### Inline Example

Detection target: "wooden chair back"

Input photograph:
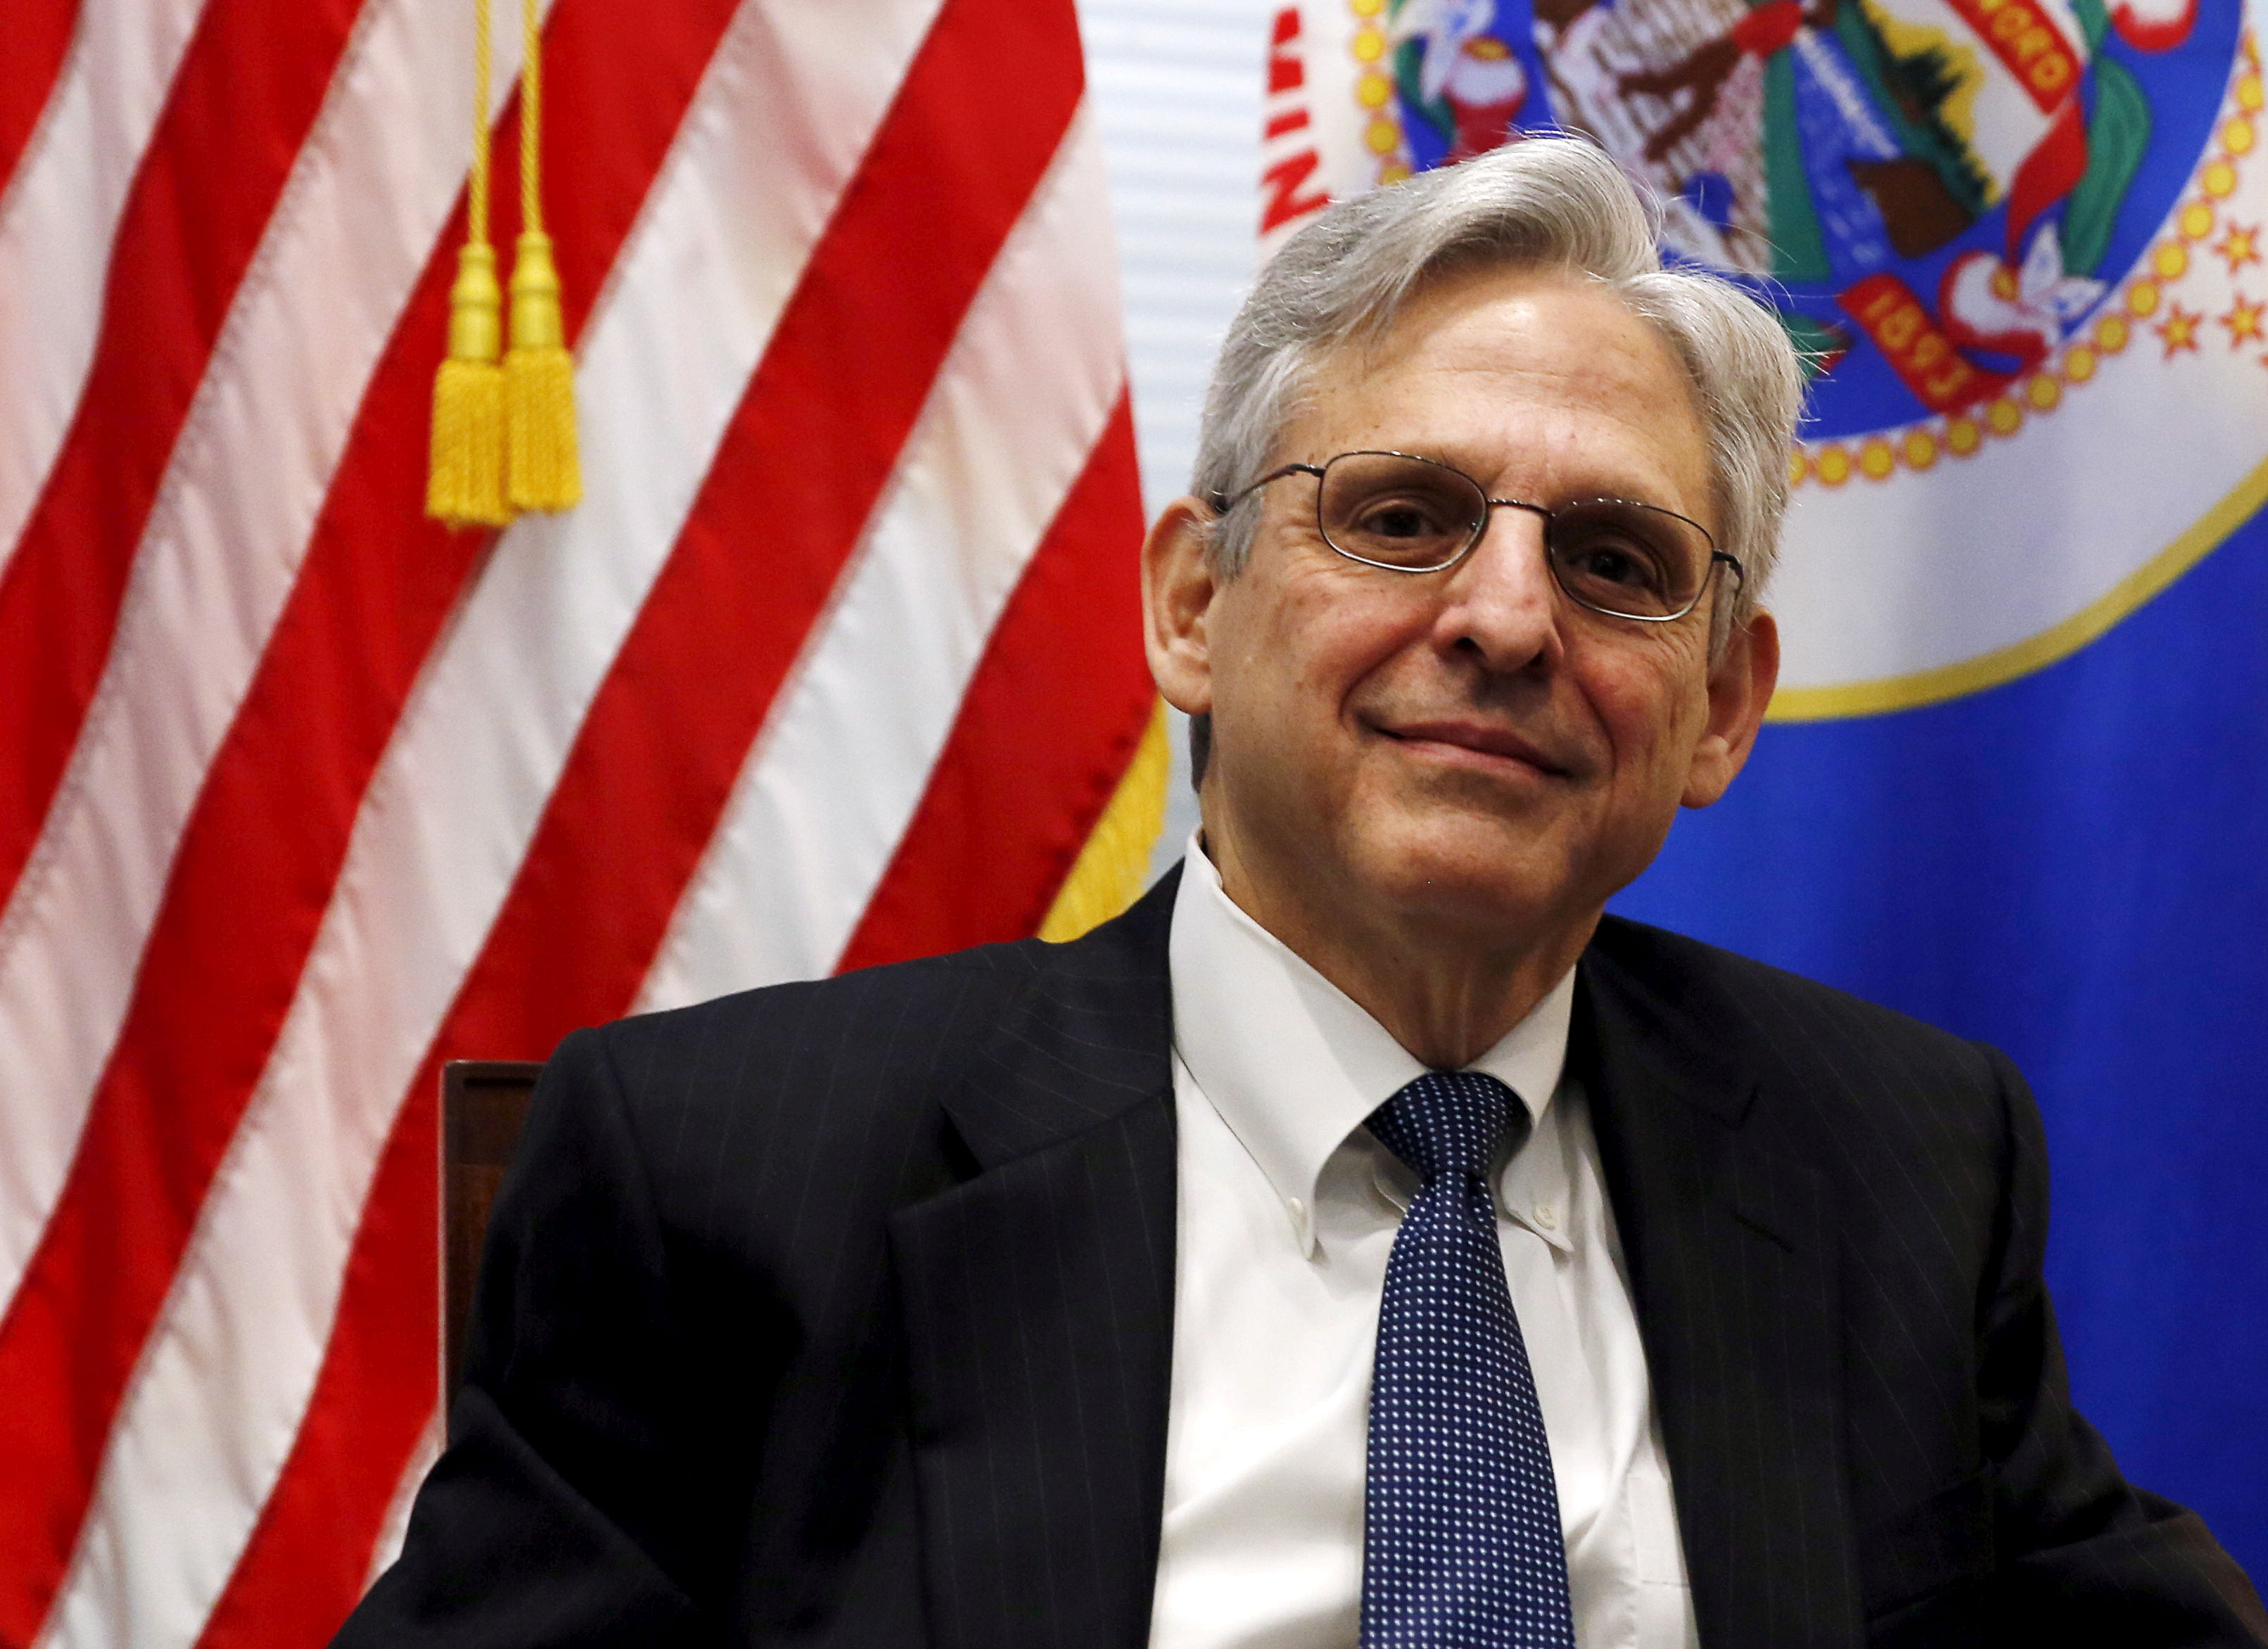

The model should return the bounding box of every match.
[441,1059,544,1396]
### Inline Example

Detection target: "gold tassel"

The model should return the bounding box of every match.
[504,229,580,509]
[502,0,580,511]
[427,243,510,527]
[427,0,510,528]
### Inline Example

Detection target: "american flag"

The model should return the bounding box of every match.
[0,0,1159,1641]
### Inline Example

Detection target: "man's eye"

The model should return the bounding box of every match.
[1361,501,1447,539]
[1560,536,1667,590]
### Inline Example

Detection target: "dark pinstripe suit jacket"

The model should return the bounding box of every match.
[340,867,2267,1648]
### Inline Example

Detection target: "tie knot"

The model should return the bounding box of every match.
[1368,1069,1527,1183]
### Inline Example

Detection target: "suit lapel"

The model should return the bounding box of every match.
[888,872,1180,1649]
[886,885,1864,1648]
[1579,934,1862,1649]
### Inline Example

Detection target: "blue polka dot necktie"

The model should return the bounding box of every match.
[1361,1069,1576,1649]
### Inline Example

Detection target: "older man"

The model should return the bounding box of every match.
[338,139,2267,1648]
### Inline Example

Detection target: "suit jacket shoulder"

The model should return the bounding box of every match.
[1587,911,2007,1121]
[340,875,1183,1649]
[597,860,1178,1170]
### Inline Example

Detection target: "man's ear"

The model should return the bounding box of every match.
[1143,496,1221,718]
[1681,609,1779,809]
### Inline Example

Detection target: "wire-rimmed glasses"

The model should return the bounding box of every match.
[1212,450,1741,623]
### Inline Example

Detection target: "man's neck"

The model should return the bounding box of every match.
[1202,836,1596,1071]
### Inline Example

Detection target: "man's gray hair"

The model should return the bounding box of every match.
[1193,135,1804,635]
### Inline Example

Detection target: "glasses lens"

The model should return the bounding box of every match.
[1546,502,1713,619]
[1318,453,1485,571]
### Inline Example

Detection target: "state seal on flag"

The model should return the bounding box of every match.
[1262,0,2268,713]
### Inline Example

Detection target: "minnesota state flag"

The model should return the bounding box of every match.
[1266,0,2267,1575]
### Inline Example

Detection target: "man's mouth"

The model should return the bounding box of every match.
[1372,718,1572,778]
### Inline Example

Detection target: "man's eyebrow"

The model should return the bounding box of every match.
[1387,447,1691,507]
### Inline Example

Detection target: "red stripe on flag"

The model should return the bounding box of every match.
[191,1084,438,1648]
[0,0,78,197]
[837,392,1151,970]
[249,20,1086,1620]
[0,0,363,918]
[419,0,1087,1068]
[0,0,739,1633]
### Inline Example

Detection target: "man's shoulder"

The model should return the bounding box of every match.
[1583,915,2027,1261]
[598,931,1050,1074]
[1586,912,2011,1108]
[559,869,1180,1166]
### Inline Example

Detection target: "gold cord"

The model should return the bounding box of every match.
[517,0,541,237]
[502,0,580,511]
[426,0,511,528]
[469,0,492,246]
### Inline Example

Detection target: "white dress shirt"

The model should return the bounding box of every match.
[1147,843,1700,1649]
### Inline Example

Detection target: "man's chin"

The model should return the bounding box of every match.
[1351,837,1584,947]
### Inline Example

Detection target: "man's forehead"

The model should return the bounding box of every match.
[1282,270,1712,510]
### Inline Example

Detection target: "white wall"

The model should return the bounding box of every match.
[1074,0,1273,870]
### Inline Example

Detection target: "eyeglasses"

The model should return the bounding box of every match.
[1211,450,1741,624]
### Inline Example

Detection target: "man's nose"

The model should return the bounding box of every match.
[1432,502,1562,672]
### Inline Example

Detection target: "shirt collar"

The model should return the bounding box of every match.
[1168,835,1575,1247]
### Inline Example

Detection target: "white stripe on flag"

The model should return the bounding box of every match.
[639,107,1124,1005]
[0,0,215,583]
[363,1408,442,1593]
[0,0,535,1324]
[31,8,941,1639]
